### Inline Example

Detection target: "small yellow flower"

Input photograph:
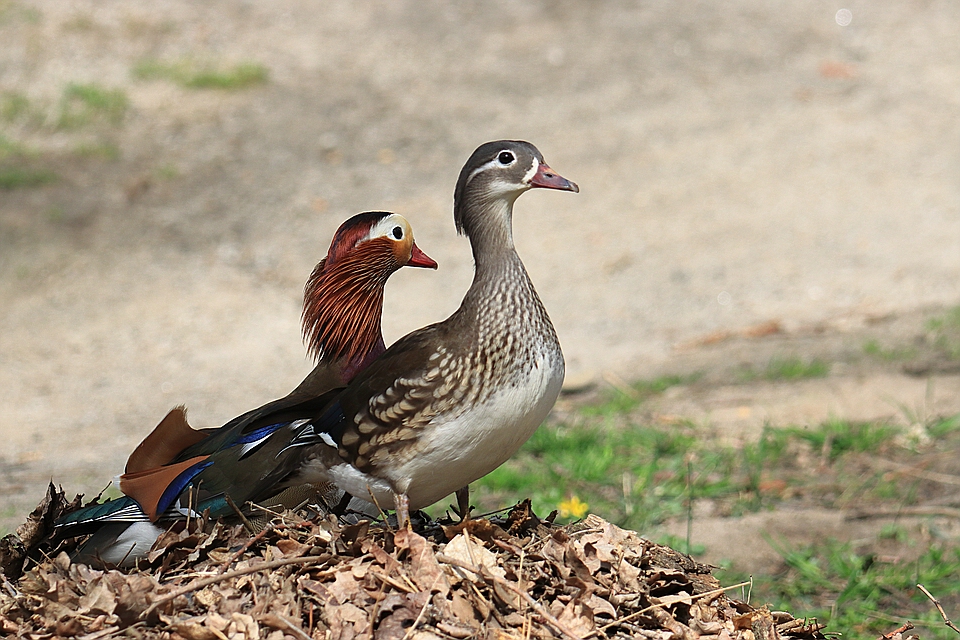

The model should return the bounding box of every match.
[558,495,589,519]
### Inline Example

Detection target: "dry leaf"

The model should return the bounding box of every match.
[443,533,504,581]
[394,529,450,596]
[174,621,221,640]
[0,494,828,640]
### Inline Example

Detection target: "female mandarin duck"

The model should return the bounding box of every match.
[56,212,436,564]
[283,140,578,526]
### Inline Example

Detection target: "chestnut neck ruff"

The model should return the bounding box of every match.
[301,237,399,379]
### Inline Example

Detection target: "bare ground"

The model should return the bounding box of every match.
[2,1,959,573]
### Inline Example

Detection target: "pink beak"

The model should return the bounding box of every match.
[530,163,579,193]
[408,242,438,269]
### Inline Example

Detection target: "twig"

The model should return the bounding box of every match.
[879,622,915,640]
[260,613,312,640]
[401,574,442,640]
[217,520,316,573]
[2,575,20,598]
[918,584,960,635]
[218,523,275,573]
[247,501,307,526]
[142,554,331,618]
[437,553,588,640]
[366,486,391,528]
[370,569,416,593]
[224,494,255,534]
[598,581,751,632]
[875,458,960,487]
[602,371,638,399]
[75,626,122,640]
[368,575,387,636]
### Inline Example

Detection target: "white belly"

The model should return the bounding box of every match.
[300,352,564,511]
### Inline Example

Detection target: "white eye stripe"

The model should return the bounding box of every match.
[367,214,409,243]
[463,150,528,189]
[464,158,503,188]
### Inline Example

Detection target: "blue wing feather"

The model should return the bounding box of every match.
[155,459,214,517]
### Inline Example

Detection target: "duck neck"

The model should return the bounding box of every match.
[455,195,542,334]
[459,194,521,277]
[301,254,392,382]
[339,336,386,382]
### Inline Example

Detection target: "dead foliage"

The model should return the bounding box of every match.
[0,490,829,639]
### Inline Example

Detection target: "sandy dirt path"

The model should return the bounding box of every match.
[1,1,958,535]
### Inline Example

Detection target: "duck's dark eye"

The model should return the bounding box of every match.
[497,151,514,165]
[392,226,403,239]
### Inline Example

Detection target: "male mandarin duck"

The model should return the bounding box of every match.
[55,212,436,564]
[281,140,578,526]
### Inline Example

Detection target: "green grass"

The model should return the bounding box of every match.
[1,91,31,121]
[133,59,269,89]
[927,306,960,359]
[927,414,960,438]
[155,162,179,179]
[862,339,917,361]
[781,418,902,462]
[0,135,30,157]
[465,373,960,638]
[0,135,56,188]
[0,504,19,537]
[0,1,41,25]
[580,373,697,418]
[57,82,128,129]
[474,387,906,531]
[72,141,120,160]
[717,540,960,640]
[738,356,830,382]
[0,166,56,188]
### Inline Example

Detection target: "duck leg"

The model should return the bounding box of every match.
[393,492,412,530]
[453,486,472,522]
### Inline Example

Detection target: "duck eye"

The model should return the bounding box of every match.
[497,151,514,165]
[392,226,403,240]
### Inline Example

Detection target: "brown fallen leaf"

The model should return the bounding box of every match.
[1,491,830,640]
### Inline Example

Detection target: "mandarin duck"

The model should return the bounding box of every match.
[282,140,578,526]
[55,212,436,564]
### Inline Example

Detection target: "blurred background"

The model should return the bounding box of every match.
[2,0,960,610]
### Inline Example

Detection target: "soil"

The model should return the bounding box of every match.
[2,1,959,574]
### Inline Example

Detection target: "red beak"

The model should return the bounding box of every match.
[407,242,438,269]
[530,163,579,193]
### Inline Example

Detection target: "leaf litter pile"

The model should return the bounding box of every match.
[0,484,829,640]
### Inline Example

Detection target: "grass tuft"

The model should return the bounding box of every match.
[581,373,697,419]
[72,141,120,160]
[464,363,960,638]
[0,166,56,188]
[736,356,830,382]
[472,414,907,531]
[1,91,31,121]
[133,59,269,90]
[927,306,960,359]
[718,539,960,640]
[862,339,917,361]
[58,83,128,129]
[0,135,56,188]
[782,418,901,462]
